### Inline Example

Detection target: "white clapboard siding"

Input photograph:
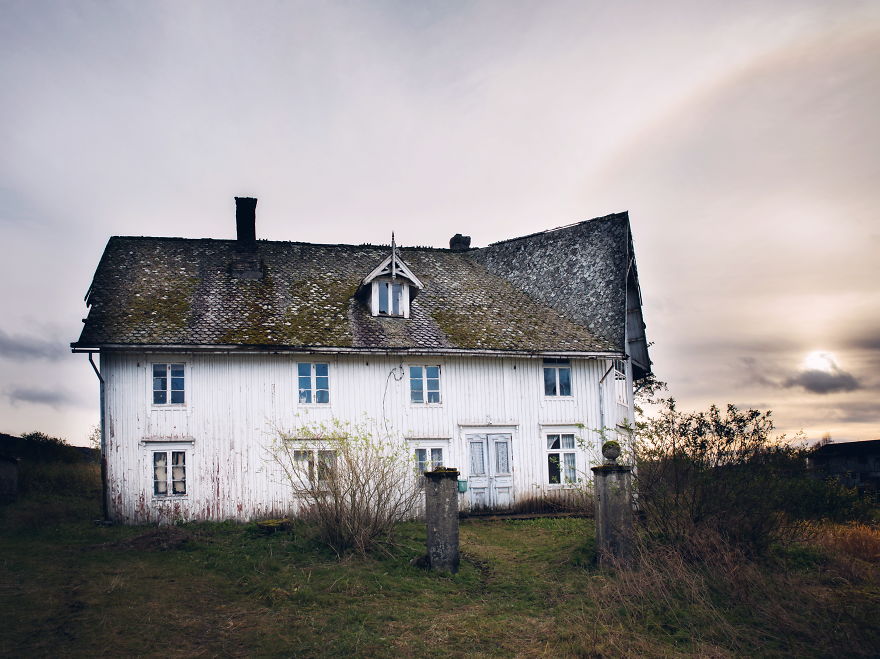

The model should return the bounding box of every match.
[101,352,633,523]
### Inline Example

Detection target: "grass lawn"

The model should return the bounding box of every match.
[2,465,879,658]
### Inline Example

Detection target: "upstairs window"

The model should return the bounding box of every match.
[543,359,571,397]
[410,365,441,404]
[547,433,577,484]
[298,363,330,404]
[153,363,185,405]
[613,359,628,405]
[360,251,424,319]
[378,280,405,316]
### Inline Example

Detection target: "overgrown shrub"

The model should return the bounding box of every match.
[635,399,869,555]
[270,419,421,555]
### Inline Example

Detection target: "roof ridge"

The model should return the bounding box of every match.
[108,235,459,252]
[485,212,629,247]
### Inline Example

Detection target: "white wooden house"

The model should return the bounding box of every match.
[72,198,651,523]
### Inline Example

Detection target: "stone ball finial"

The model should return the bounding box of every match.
[602,440,621,463]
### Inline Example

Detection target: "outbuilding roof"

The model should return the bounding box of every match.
[73,211,650,368]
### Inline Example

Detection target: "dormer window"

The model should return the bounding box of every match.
[359,247,424,319]
[377,279,406,316]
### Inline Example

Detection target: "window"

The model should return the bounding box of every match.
[297,362,330,404]
[153,450,186,496]
[153,363,185,405]
[547,433,577,485]
[293,448,337,484]
[410,365,441,404]
[543,359,571,397]
[613,359,628,405]
[377,280,405,316]
[415,447,444,473]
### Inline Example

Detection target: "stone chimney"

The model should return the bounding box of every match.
[449,234,471,252]
[235,197,257,247]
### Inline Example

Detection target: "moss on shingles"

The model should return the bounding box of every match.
[431,307,511,350]
[219,271,281,345]
[218,273,357,347]
[279,276,357,346]
[124,275,200,341]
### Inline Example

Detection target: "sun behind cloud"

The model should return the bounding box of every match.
[802,351,838,373]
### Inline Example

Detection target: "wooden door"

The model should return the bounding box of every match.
[466,433,513,509]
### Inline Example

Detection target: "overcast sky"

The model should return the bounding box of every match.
[1,0,878,446]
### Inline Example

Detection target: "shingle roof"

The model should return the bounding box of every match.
[73,214,642,356]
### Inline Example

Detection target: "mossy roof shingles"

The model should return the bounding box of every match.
[75,216,632,355]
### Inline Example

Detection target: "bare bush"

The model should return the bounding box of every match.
[270,419,421,555]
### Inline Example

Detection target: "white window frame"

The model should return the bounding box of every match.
[613,359,629,406]
[147,444,192,499]
[408,439,448,474]
[292,446,337,485]
[545,431,579,486]
[297,362,330,405]
[152,362,186,406]
[542,358,572,398]
[409,364,442,405]
[371,278,411,318]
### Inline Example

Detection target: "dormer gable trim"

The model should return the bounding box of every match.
[361,254,424,290]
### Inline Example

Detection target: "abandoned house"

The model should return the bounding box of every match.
[808,439,880,493]
[72,198,651,523]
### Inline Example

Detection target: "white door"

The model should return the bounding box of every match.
[466,433,514,509]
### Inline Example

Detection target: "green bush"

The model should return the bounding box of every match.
[635,399,872,555]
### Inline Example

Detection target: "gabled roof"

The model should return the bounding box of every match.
[361,252,424,289]
[72,213,651,365]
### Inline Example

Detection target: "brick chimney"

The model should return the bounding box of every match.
[449,233,471,251]
[235,197,257,247]
[231,196,262,279]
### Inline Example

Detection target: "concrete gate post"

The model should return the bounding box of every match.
[591,441,634,565]
[424,468,460,573]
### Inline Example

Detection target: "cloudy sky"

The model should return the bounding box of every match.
[1,0,878,446]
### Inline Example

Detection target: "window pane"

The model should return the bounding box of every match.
[170,377,184,391]
[563,453,576,483]
[392,283,402,315]
[430,448,443,468]
[171,452,186,494]
[315,363,328,377]
[561,434,575,449]
[427,389,440,404]
[415,448,427,472]
[410,366,424,403]
[543,368,557,396]
[318,450,336,482]
[495,441,510,474]
[426,366,439,379]
[379,282,389,313]
[559,367,571,396]
[470,442,486,475]
[547,434,560,450]
[170,364,185,378]
[297,363,310,377]
[153,376,167,392]
[315,389,329,404]
[170,390,184,404]
[153,453,167,495]
[315,376,329,391]
[548,454,561,484]
[153,390,167,405]
[153,364,166,376]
